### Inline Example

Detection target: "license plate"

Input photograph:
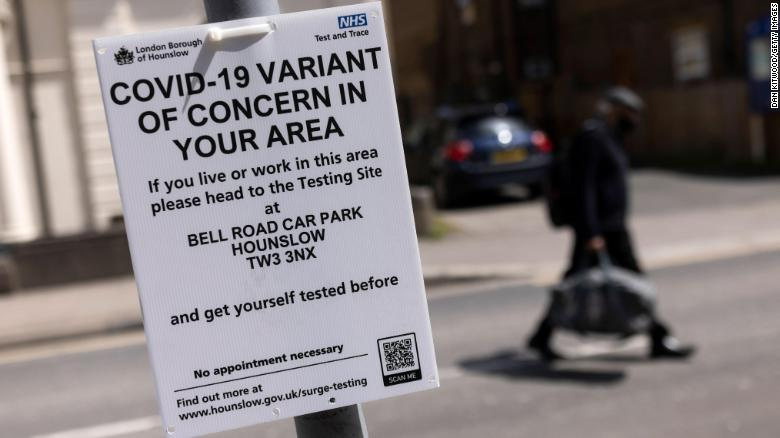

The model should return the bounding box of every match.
[493,149,527,164]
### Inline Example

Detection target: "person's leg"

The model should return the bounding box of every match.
[564,232,591,278]
[603,229,642,273]
[527,303,563,361]
[604,229,695,358]
[527,306,555,344]
[649,318,670,342]
[528,231,587,361]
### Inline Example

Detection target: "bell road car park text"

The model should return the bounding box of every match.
[92,3,438,437]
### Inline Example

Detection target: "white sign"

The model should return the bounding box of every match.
[672,26,710,82]
[93,3,438,436]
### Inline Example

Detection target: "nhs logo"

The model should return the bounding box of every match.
[338,13,368,29]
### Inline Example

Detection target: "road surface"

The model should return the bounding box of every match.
[2,249,779,438]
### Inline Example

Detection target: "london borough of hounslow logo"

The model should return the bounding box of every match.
[114,46,135,65]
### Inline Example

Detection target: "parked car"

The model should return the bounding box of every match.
[404,103,554,207]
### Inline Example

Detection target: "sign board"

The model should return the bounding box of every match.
[93,3,438,436]
[747,15,779,113]
[672,26,710,82]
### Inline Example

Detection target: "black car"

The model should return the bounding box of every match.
[404,104,554,207]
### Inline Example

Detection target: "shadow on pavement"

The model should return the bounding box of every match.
[459,349,627,385]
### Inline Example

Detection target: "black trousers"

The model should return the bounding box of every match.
[531,228,670,344]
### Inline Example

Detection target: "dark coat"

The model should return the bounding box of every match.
[570,118,630,239]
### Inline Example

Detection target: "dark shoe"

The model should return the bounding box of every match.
[527,335,564,362]
[650,337,696,360]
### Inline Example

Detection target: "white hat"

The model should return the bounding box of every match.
[605,87,645,112]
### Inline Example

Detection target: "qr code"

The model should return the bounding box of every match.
[382,338,416,372]
[377,333,422,386]
[377,333,422,388]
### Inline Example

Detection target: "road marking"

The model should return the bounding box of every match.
[30,416,160,438]
[640,230,780,271]
[563,336,647,359]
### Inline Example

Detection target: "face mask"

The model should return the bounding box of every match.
[616,117,638,136]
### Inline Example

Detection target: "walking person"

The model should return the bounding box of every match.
[528,87,696,361]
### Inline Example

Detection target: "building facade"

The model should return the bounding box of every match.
[388,0,773,163]
[551,0,773,163]
[0,0,774,244]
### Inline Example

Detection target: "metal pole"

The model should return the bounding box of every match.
[294,405,369,438]
[203,0,279,22]
[200,1,368,436]
[10,0,52,238]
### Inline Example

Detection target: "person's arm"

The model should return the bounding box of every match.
[571,130,603,247]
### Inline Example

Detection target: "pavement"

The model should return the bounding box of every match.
[419,170,780,283]
[1,169,779,349]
